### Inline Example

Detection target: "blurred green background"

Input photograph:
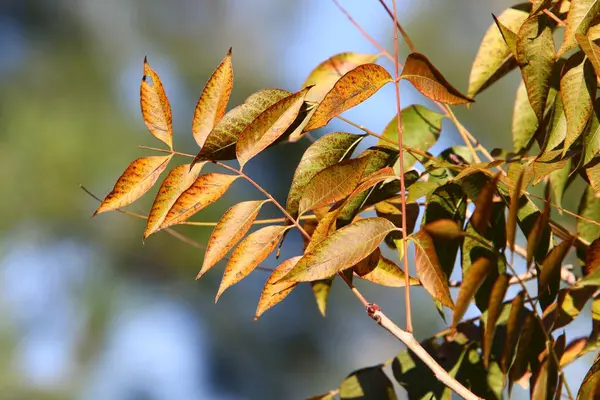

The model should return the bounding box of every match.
[0,0,592,399]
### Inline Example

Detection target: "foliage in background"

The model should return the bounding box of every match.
[92,0,600,398]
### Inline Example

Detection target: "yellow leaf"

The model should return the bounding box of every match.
[160,173,239,229]
[305,64,392,130]
[143,162,205,239]
[193,48,233,147]
[94,155,172,216]
[216,225,289,301]
[140,58,173,149]
[400,53,473,105]
[198,200,269,278]
[354,249,420,287]
[557,0,600,57]
[254,256,301,320]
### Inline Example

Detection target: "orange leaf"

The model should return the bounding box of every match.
[216,225,289,301]
[298,157,369,215]
[143,162,205,239]
[452,256,493,329]
[585,237,600,276]
[411,230,454,309]
[305,64,392,130]
[94,155,172,216]
[160,173,239,229]
[254,256,301,320]
[422,219,465,240]
[140,58,173,149]
[198,200,269,278]
[236,87,310,167]
[192,48,233,147]
[400,53,474,105]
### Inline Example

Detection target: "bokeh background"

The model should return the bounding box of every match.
[0,0,594,399]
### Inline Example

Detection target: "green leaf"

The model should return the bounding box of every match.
[557,0,600,57]
[192,48,233,147]
[198,200,269,278]
[298,157,368,215]
[194,89,290,161]
[311,279,333,317]
[542,287,595,330]
[236,87,310,167]
[532,157,569,186]
[538,238,575,310]
[286,132,364,218]
[577,353,600,399]
[516,14,555,121]
[378,105,444,170]
[483,274,510,368]
[282,218,396,282]
[584,99,600,166]
[339,366,397,400]
[354,251,420,287]
[544,94,567,153]
[561,53,597,154]
[407,181,441,203]
[254,256,301,320]
[411,230,454,309]
[468,7,529,97]
[401,53,473,104]
[306,64,392,130]
[587,163,600,195]
[452,256,493,329]
[549,157,571,209]
[303,52,380,103]
[216,225,289,301]
[512,80,539,152]
[578,185,600,252]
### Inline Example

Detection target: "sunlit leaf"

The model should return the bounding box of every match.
[577,33,600,76]
[422,219,464,240]
[282,218,397,282]
[586,237,600,276]
[543,95,567,154]
[578,186,600,262]
[254,256,301,320]
[531,158,569,186]
[144,162,205,239]
[577,353,600,399]
[216,225,288,301]
[236,87,310,167]
[548,157,571,209]
[400,53,474,105]
[94,155,173,216]
[160,173,239,229]
[339,366,397,400]
[470,173,500,236]
[502,291,525,373]
[516,14,555,121]
[560,337,589,367]
[140,58,173,149]
[286,132,364,218]
[587,163,600,195]
[538,238,575,309]
[411,230,454,309]
[354,250,419,287]
[507,169,524,252]
[531,350,558,400]
[452,256,493,329]
[407,181,441,203]
[298,157,368,215]
[557,0,600,57]
[468,7,528,97]
[512,80,539,152]
[311,278,334,317]
[194,89,290,161]
[483,274,509,368]
[584,99,600,166]
[198,200,269,278]
[561,53,596,154]
[303,52,380,103]
[192,48,233,147]
[305,64,392,131]
[378,105,444,170]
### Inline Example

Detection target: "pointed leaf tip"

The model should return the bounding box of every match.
[141,59,174,149]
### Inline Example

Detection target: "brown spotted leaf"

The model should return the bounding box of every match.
[286,132,364,218]
[411,230,454,309]
[400,52,473,105]
[354,249,419,287]
[140,59,173,149]
[236,88,310,167]
[282,218,397,282]
[586,160,600,195]
[216,225,288,301]
[516,14,555,121]
[558,0,600,57]
[144,162,205,239]
[192,48,233,147]
[452,256,493,329]
[160,173,239,229]
[305,64,392,130]
[468,7,529,97]
[198,200,269,278]
[254,256,301,320]
[94,155,173,216]
[577,352,600,399]
[484,274,510,368]
[194,89,290,161]
[298,157,369,215]
[303,52,380,103]
[577,33,600,76]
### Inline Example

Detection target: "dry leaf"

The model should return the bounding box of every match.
[140,58,173,149]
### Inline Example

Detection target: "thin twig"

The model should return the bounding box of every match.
[376,0,416,53]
